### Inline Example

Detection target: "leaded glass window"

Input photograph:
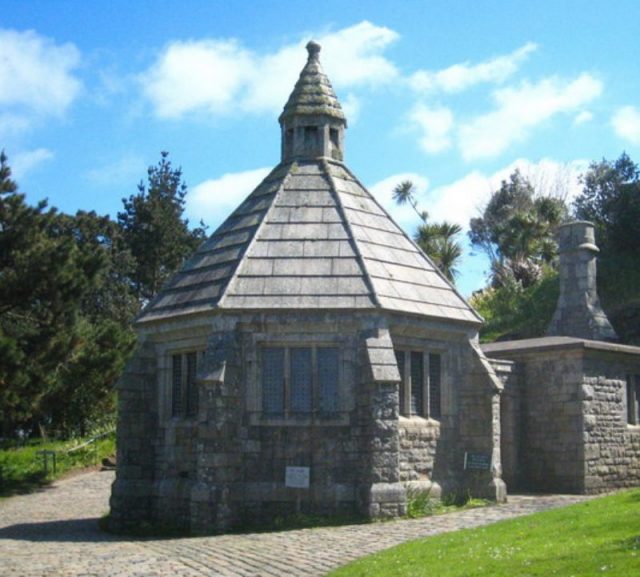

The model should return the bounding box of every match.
[290,348,312,413]
[171,354,183,417]
[429,353,442,420]
[260,345,341,417]
[171,351,201,419]
[627,375,640,425]
[318,347,339,413]
[263,348,285,415]
[394,348,443,420]
[395,350,407,415]
[186,352,198,417]
[410,351,424,416]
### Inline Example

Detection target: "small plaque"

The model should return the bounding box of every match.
[285,466,310,489]
[464,452,492,471]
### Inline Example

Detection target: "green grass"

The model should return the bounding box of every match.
[0,432,115,498]
[328,489,640,577]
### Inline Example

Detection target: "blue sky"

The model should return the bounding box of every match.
[2,0,640,295]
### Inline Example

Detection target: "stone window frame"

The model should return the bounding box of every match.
[626,374,640,426]
[247,333,352,426]
[166,347,205,422]
[260,344,340,417]
[394,348,443,421]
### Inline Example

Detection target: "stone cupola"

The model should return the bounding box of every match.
[279,41,346,162]
[547,221,617,341]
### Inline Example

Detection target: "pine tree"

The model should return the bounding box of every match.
[0,152,102,434]
[118,151,207,302]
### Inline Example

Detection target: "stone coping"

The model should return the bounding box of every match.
[482,336,640,358]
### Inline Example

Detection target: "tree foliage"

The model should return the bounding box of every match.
[1,150,208,436]
[0,152,107,433]
[118,151,207,302]
[572,153,640,344]
[573,152,640,254]
[393,180,463,282]
[469,169,566,288]
[470,267,559,342]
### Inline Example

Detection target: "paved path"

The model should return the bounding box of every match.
[0,470,593,577]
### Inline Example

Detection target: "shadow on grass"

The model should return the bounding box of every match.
[0,471,55,499]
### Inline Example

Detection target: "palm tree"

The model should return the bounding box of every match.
[393,180,463,282]
[415,221,463,282]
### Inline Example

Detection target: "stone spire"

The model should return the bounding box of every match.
[279,41,346,162]
[547,221,617,341]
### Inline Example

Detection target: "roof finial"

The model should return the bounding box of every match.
[306,40,321,61]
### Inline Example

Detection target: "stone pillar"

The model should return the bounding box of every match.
[109,340,158,529]
[357,327,406,518]
[547,221,617,341]
[456,343,507,502]
[190,330,242,534]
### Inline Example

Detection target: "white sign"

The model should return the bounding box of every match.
[285,466,310,489]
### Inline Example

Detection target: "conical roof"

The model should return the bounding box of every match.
[138,158,480,325]
[137,42,480,326]
[279,41,345,124]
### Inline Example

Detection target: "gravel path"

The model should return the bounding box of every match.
[0,470,593,576]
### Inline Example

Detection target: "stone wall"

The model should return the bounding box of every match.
[109,340,159,529]
[492,359,522,489]
[507,348,584,492]
[111,311,499,532]
[484,338,640,494]
[398,419,439,483]
[582,354,640,492]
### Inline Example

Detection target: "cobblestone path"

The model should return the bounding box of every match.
[0,470,593,577]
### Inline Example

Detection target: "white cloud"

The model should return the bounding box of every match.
[369,158,586,237]
[187,167,271,228]
[141,21,398,119]
[85,155,147,187]
[0,29,82,123]
[367,172,429,230]
[11,148,54,179]
[612,105,640,145]
[459,73,603,160]
[574,110,593,125]
[0,112,31,140]
[318,21,399,87]
[143,39,255,118]
[409,42,537,93]
[409,104,454,154]
[340,93,361,124]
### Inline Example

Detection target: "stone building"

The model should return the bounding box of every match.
[110,42,640,534]
[483,221,640,494]
[110,41,506,533]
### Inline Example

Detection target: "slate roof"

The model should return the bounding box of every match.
[137,41,480,326]
[138,159,480,324]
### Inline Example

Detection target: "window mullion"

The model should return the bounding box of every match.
[423,351,430,418]
[403,350,410,417]
[283,347,291,419]
[181,353,188,418]
[312,347,318,416]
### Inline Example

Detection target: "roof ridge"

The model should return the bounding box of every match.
[217,163,295,309]
[321,158,381,308]
[335,162,483,324]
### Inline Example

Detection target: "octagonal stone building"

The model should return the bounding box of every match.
[110,42,505,533]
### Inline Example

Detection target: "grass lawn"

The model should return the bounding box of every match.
[0,432,115,498]
[328,488,640,577]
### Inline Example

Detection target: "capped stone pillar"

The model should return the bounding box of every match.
[547,221,617,341]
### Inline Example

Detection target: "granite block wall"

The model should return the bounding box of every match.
[582,356,640,492]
